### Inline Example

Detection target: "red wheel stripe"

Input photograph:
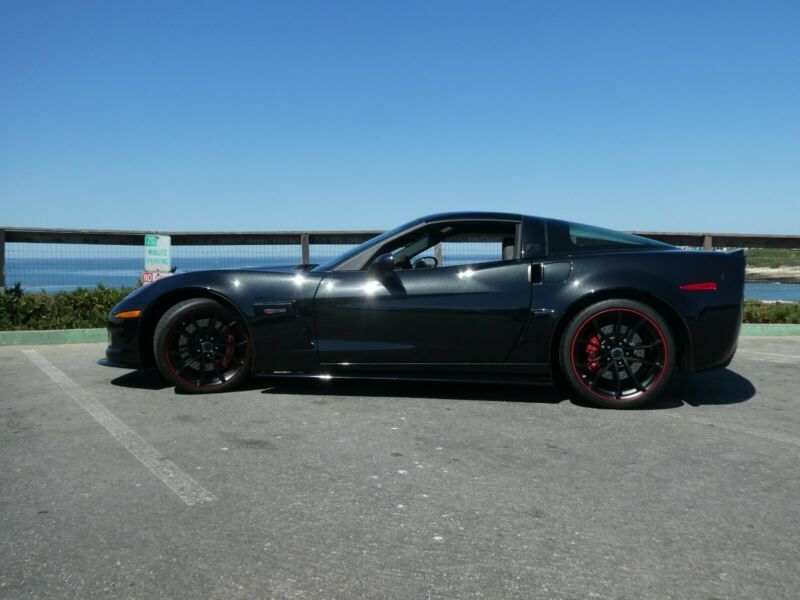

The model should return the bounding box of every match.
[569,307,668,402]
[163,310,251,390]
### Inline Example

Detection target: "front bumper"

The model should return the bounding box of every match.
[106,313,143,367]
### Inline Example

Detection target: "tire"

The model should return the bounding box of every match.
[153,298,252,393]
[558,299,675,409]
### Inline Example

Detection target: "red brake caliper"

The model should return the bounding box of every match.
[218,332,236,370]
[585,335,601,372]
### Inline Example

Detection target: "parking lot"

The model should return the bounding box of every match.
[1,336,798,599]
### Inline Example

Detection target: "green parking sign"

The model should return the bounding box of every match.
[144,234,171,272]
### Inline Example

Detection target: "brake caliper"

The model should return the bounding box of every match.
[585,335,601,372]
[218,331,236,370]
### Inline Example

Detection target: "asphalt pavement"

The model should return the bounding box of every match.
[1,336,798,599]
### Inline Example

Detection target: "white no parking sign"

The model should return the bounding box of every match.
[142,234,172,284]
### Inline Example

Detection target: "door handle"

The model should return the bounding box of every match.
[542,261,572,283]
[528,263,543,284]
[529,262,572,284]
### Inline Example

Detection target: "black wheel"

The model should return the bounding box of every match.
[153,298,252,393]
[558,299,675,408]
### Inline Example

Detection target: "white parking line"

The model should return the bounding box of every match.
[23,349,216,506]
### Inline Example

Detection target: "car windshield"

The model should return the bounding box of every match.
[311,218,422,272]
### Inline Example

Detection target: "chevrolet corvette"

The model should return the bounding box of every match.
[106,212,745,408]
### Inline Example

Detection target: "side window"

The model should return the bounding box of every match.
[547,220,653,255]
[383,221,519,269]
[439,232,511,267]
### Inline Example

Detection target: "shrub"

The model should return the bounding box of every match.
[0,285,133,330]
[743,300,800,324]
[746,248,800,268]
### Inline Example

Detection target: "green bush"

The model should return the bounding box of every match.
[746,248,800,268]
[0,284,133,331]
[743,300,800,324]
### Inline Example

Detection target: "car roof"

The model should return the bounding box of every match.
[419,211,526,223]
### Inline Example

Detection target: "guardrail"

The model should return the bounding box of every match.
[631,232,800,250]
[0,227,384,292]
[1,226,380,260]
[1,226,799,292]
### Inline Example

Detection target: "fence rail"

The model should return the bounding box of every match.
[1,226,799,293]
[632,232,800,250]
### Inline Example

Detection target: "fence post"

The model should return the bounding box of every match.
[300,233,310,264]
[703,234,713,250]
[0,229,5,293]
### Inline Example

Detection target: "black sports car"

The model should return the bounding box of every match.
[106,212,744,408]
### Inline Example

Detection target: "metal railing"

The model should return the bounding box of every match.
[1,226,799,292]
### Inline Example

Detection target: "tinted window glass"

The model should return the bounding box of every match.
[547,220,669,255]
[438,232,509,266]
[381,221,517,269]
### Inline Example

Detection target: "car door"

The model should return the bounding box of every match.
[312,255,534,368]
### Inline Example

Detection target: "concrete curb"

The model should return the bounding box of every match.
[739,323,800,336]
[0,323,798,346]
[0,328,107,345]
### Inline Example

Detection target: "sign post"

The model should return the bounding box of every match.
[142,234,173,284]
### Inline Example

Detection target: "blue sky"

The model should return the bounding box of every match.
[1,1,798,234]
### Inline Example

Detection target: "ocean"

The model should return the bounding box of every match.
[743,283,800,302]
[4,254,800,301]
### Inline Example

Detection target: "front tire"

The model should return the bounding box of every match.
[153,298,252,393]
[558,299,675,408]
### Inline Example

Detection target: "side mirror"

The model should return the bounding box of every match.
[412,256,438,269]
[368,253,396,279]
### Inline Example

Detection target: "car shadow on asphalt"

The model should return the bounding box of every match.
[258,368,756,410]
[259,378,568,404]
[642,369,756,410]
[109,366,756,410]
[109,368,279,394]
[110,368,173,390]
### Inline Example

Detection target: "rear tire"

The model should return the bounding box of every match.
[153,298,252,393]
[558,299,675,408]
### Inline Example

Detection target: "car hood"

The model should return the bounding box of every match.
[237,264,302,273]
